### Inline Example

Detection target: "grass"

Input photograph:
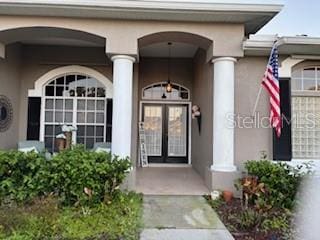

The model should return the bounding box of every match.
[0,192,143,240]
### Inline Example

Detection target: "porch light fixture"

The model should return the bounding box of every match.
[165,42,173,93]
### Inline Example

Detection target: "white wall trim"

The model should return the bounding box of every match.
[212,57,237,64]
[28,65,113,98]
[141,82,191,101]
[279,57,304,78]
[0,0,284,13]
[111,55,136,63]
[139,100,192,165]
[275,159,320,176]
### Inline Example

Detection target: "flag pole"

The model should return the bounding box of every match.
[251,37,279,119]
[251,85,263,118]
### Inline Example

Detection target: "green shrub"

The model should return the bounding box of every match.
[48,145,132,206]
[244,160,312,209]
[0,146,132,207]
[0,150,50,203]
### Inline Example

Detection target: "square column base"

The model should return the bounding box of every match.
[210,164,237,172]
[120,167,136,191]
[209,168,241,197]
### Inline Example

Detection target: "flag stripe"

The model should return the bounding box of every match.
[261,44,281,138]
[262,81,280,104]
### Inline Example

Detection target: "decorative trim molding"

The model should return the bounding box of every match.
[279,57,304,78]
[0,0,284,12]
[212,57,237,64]
[28,65,113,98]
[111,55,136,63]
[0,1,283,34]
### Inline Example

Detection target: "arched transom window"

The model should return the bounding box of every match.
[292,66,320,91]
[142,82,190,100]
[291,66,320,159]
[43,73,112,152]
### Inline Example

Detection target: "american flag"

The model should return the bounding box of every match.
[262,44,282,138]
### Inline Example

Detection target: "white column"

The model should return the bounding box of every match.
[111,55,135,158]
[211,57,237,172]
[0,43,5,59]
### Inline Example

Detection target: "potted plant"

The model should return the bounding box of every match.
[222,190,233,203]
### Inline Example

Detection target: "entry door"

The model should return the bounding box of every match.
[142,104,189,164]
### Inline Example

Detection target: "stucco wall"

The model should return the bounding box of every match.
[192,49,213,188]
[138,57,193,95]
[0,16,244,58]
[234,56,272,171]
[0,43,21,149]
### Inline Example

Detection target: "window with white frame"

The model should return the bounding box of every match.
[43,74,111,152]
[292,67,320,159]
[142,82,190,100]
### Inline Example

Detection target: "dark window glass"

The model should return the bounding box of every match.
[45,86,54,96]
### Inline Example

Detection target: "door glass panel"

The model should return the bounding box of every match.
[144,106,162,156]
[168,106,187,157]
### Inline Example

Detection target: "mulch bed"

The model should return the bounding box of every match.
[212,198,281,240]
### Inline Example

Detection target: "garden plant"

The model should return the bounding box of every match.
[0,145,143,240]
[206,152,313,240]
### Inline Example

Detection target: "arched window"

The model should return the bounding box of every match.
[291,66,320,159]
[43,73,111,152]
[292,66,320,91]
[142,82,190,100]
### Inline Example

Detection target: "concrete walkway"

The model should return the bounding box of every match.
[136,167,210,195]
[140,196,234,240]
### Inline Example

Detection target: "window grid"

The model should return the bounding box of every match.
[43,74,107,152]
[168,106,187,157]
[292,96,320,159]
[292,67,320,91]
[144,106,162,156]
[142,82,190,100]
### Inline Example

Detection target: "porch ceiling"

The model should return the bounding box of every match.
[0,0,283,35]
[140,42,198,58]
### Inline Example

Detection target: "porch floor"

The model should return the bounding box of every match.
[136,167,210,195]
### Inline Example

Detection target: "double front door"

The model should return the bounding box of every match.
[142,104,189,164]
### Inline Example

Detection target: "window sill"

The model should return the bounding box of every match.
[274,159,320,175]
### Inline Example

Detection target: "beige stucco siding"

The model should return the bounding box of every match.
[192,49,213,188]
[234,56,272,170]
[0,43,21,149]
[0,16,244,58]
[138,57,193,96]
